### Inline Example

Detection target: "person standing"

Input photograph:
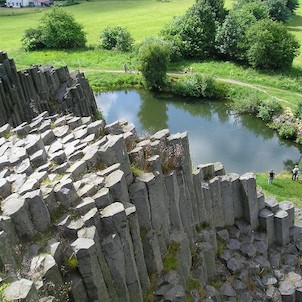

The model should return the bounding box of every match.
[268,169,275,184]
[292,164,299,180]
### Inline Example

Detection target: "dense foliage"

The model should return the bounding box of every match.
[245,19,300,70]
[22,7,86,50]
[161,0,218,60]
[257,98,283,122]
[137,37,171,90]
[160,0,299,70]
[278,124,297,139]
[100,26,134,52]
[172,73,227,99]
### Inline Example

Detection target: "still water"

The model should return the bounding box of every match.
[95,89,302,175]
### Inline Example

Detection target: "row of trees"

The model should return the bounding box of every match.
[160,0,300,70]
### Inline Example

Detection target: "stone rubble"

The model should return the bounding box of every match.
[0,111,302,301]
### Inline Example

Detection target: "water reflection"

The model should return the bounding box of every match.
[95,89,302,175]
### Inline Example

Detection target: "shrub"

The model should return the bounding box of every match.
[231,92,261,114]
[294,101,302,119]
[100,26,134,52]
[257,98,283,122]
[21,28,46,51]
[278,124,297,139]
[172,73,227,99]
[137,36,171,90]
[245,19,300,70]
[22,6,86,50]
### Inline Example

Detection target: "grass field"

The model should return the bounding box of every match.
[256,172,302,207]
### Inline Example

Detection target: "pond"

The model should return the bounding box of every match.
[95,89,302,175]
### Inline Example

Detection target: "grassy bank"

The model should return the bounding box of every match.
[256,172,302,207]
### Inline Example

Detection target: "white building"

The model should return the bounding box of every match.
[6,0,30,7]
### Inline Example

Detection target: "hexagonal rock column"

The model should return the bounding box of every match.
[259,208,275,245]
[23,189,51,232]
[71,238,110,302]
[239,173,259,230]
[193,169,208,226]
[219,175,235,226]
[124,203,150,293]
[279,280,296,302]
[209,177,225,228]
[54,178,79,209]
[275,209,290,246]
[137,172,170,254]
[228,173,243,220]
[201,181,213,225]
[176,170,196,245]
[78,226,118,302]
[99,134,133,185]
[279,201,295,227]
[100,202,143,302]
[30,254,63,291]
[4,279,39,302]
[165,171,183,231]
[2,195,35,240]
[104,169,130,205]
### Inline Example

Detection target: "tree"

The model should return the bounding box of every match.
[137,37,171,90]
[245,19,300,70]
[40,6,86,49]
[215,9,256,60]
[22,28,46,51]
[264,0,291,22]
[202,0,227,22]
[100,26,134,52]
[161,0,217,59]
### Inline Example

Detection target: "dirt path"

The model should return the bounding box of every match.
[81,68,302,105]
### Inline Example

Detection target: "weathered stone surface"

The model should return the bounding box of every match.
[105,169,130,205]
[209,177,225,228]
[100,202,143,301]
[266,197,279,213]
[4,279,39,301]
[220,175,235,226]
[125,202,150,293]
[275,209,290,246]
[2,195,34,240]
[137,172,170,254]
[65,271,89,302]
[99,134,133,184]
[279,280,296,302]
[71,238,110,301]
[279,201,295,228]
[54,178,79,209]
[0,177,11,199]
[23,189,51,232]
[240,173,259,230]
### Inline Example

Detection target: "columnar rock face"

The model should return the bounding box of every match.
[0,52,97,127]
[1,111,302,301]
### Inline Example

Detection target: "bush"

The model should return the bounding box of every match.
[100,26,134,52]
[257,98,283,122]
[21,28,46,51]
[172,73,227,99]
[231,92,261,114]
[278,124,297,139]
[245,19,300,70]
[22,6,86,50]
[137,36,171,90]
[294,101,302,119]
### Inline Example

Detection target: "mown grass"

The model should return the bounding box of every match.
[256,172,302,207]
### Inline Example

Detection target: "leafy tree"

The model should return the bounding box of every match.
[264,0,290,22]
[215,9,256,60]
[100,26,134,52]
[22,28,46,51]
[161,0,217,59]
[202,0,227,22]
[137,37,171,90]
[286,0,299,12]
[245,19,300,70]
[40,6,86,49]
[257,98,283,122]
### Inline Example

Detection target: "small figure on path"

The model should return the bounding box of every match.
[124,63,127,73]
[292,164,299,180]
[268,169,275,184]
[184,67,188,74]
